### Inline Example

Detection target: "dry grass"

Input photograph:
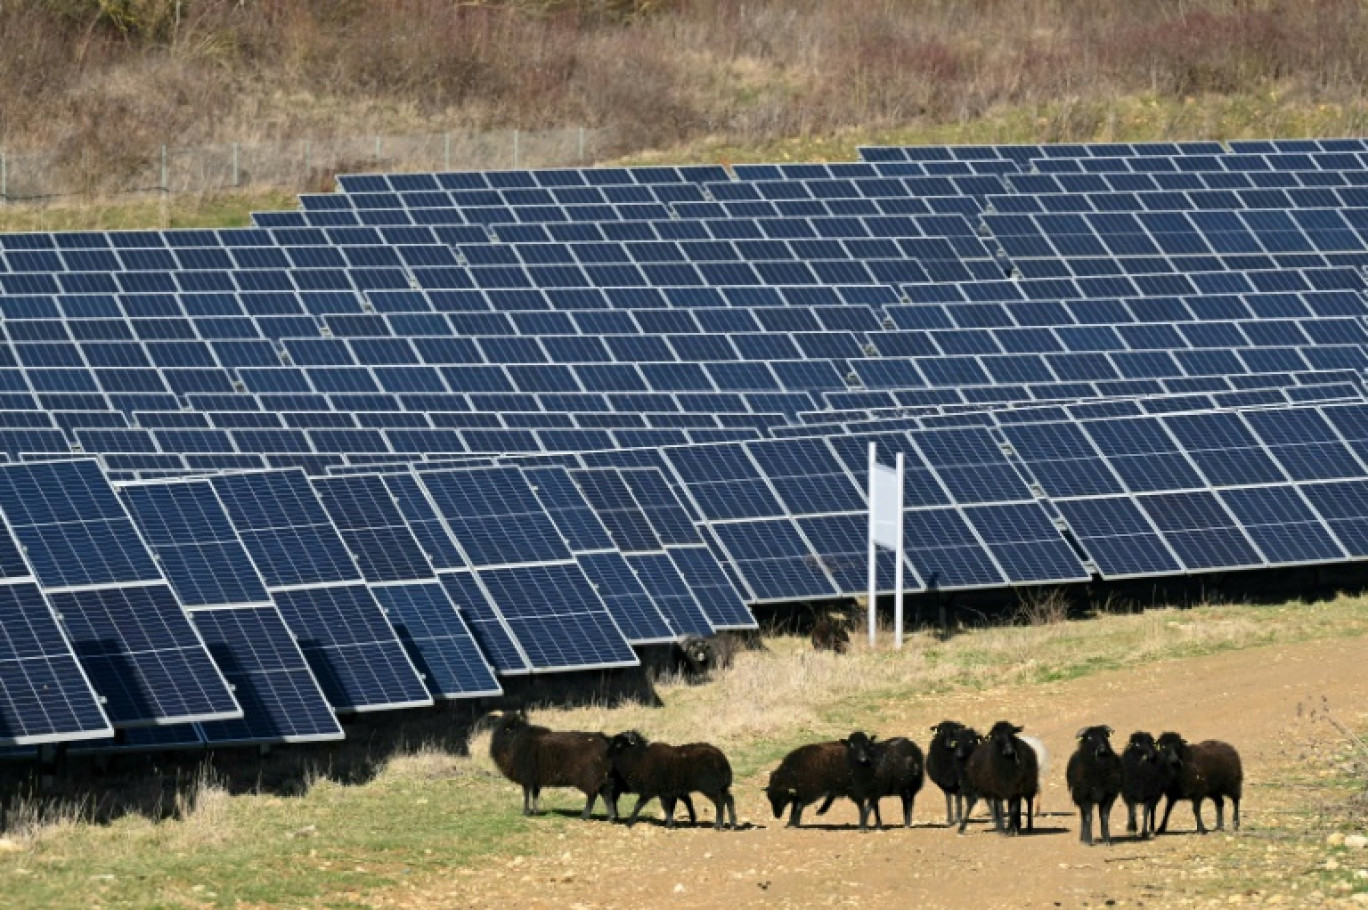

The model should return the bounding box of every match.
[9,0,1368,181]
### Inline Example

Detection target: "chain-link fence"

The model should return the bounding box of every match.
[0,127,610,203]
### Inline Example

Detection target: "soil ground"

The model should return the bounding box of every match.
[377,636,1368,910]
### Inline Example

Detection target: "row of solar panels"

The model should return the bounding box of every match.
[0,455,759,748]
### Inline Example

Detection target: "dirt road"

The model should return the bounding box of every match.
[391,636,1368,910]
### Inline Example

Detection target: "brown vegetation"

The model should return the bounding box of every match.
[7,0,1368,171]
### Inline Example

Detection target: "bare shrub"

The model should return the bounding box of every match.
[1014,589,1071,627]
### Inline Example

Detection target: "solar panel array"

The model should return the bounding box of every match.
[6,136,1368,748]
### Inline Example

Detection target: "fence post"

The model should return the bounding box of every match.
[232,143,240,189]
[444,132,451,171]
[160,145,168,193]
[513,129,520,168]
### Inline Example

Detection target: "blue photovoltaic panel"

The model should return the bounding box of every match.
[1295,480,1368,557]
[665,545,758,630]
[206,470,431,712]
[523,466,618,553]
[744,437,865,516]
[269,584,432,711]
[209,470,361,588]
[370,582,502,697]
[1161,412,1288,487]
[961,502,1091,584]
[1241,407,1368,481]
[796,512,899,593]
[437,571,531,674]
[381,472,468,570]
[708,520,839,602]
[47,584,242,727]
[1081,417,1207,493]
[623,552,714,638]
[662,444,787,521]
[1053,497,1183,578]
[902,508,1008,590]
[118,480,271,607]
[191,606,344,744]
[1217,486,1346,565]
[0,460,240,728]
[575,551,676,643]
[416,467,571,567]
[1136,491,1265,572]
[116,478,341,743]
[911,427,1036,504]
[474,564,638,670]
[310,474,437,583]
[998,422,1127,497]
[0,578,113,746]
[616,468,704,546]
[569,468,663,553]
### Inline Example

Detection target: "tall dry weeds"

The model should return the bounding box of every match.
[7,0,1368,167]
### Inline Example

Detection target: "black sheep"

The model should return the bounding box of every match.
[1155,733,1243,835]
[488,710,616,820]
[1066,725,1123,846]
[765,741,852,828]
[960,721,1038,836]
[926,720,977,827]
[607,731,737,829]
[836,732,926,831]
[811,616,850,654]
[1121,731,1172,839]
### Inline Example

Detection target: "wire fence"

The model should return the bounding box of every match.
[0,127,610,204]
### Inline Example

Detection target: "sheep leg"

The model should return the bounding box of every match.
[1232,797,1240,832]
[1079,801,1094,846]
[787,802,805,828]
[1212,795,1225,832]
[1143,799,1158,839]
[1125,799,1137,834]
[626,795,651,827]
[662,797,677,830]
[943,791,955,826]
[1100,800,1115,846]
[601,784,619,822]
[1008,797,1022,836]
[709,794,726,831]
[871,798,883,829]
[1157,796,1176,834]
[814,792,838,815]
[1025,793,1035,832]
[581,791,600,821]
[988,798,1004,834]
[958,795,978,834]
[726,791,738,830]
[902,793,915,828]
[521,786,534,816]
[1192,797,1207,835]
[531,786,543,815]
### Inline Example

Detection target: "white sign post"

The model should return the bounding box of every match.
[867,442,907,649]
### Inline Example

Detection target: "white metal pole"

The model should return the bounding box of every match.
[867,441,877,648]
[894,452,906,649]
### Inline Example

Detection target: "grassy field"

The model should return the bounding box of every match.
[3,595,1367,909]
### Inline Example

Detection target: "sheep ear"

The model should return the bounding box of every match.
[1103,725,1113,736]
[1076,727,1088,739]
[1012,724,1023,734]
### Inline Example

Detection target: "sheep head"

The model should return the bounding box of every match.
[1155,731,1189,770]
[842,731,878,767]
[1126,731,1158,763]
[1076,725,1116,759]
[609,730,649,754]
[987,721,1025,761]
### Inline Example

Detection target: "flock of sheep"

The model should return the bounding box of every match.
[488,712,1243,844]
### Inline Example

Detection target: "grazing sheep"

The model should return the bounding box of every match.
[811,615,850,654]
[488,710,616,820]
[1121,731,1172,839]
[836,732,926,831]
[672,636,716,681]
[1155,733,1243,835]
[927,720,975,826]
[960,721,1039,836]
[1066,725,1123,846]
[607,731,737,830]
[1019,733,1049,828]
[765,741,852,828]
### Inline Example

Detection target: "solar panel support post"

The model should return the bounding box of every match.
[866,442,877,648]
[893,452,905,650]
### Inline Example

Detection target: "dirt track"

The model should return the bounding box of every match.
[391,637,1368,910]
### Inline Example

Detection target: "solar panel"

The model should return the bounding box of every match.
[1053,496,1184,578]
[413,467,638,670]
[0,460,241,728]
[116,478,341,744]
[206,470,431,712]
